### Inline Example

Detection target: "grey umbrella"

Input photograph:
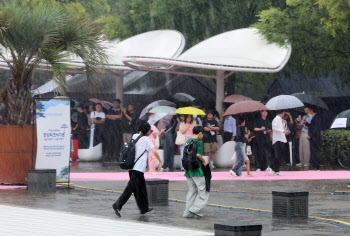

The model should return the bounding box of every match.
[291,93,329,110]
[173,93,195,102]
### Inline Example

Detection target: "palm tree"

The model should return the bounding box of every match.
[0,2,107,125]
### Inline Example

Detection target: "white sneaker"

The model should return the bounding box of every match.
[296,163,302,167]
[347,183,350,188]
[159,168,166,172]
[274,172,284,176]
[256,169,261,172]
[209,164,216,169]
[266,167,274,175]
[229,170,237,177]
[181,168,185,171]
[303,164,309,167]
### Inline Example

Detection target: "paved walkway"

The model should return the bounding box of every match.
[0,205,213,236]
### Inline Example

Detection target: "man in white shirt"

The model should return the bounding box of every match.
[90,103,106,146]
[270,110,289,176]
[112,122,162,217]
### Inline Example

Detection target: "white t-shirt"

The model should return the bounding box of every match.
[90,111,106,129]
[132,134,154,173]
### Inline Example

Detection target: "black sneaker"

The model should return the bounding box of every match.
[141,208,153,215]
[112,204,121,217]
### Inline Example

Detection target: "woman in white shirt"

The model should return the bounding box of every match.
[112,122,162,217]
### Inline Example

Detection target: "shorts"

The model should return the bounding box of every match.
[204,142,217,153]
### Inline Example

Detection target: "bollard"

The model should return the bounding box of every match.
[28,169,56,193]
[214,222,262,236]
[272,190,309,219]
[145,178,169,206]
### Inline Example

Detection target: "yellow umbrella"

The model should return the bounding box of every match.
[175,107,206,115]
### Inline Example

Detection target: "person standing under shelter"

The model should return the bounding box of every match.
[203,110,220,169]
[270,110,289,176]
[112,122,162,217]
[297,107,314,167]
[306,107,321,170]
[183,126,209,218]
[73,104,89,149]
[222,113,236,143]
[91,103,106,147]
[106,99,123,161]
[161,116,177,172]
[253,110,272,171]
[122,104,138,144]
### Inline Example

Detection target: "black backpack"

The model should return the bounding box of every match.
[182,140,201,170]
[120,135,146,170]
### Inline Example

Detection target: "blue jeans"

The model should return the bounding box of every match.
[163,132,175,170]
[233,142,245,176]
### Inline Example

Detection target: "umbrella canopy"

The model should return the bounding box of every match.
[173,93,195,102]
[223,101,267,116]
[149,106,177,114]
[265,95,304,110]
[147,113,168,126]
[330,109,350,129]
[139,100,176,120]
[223,94,251,103]
[291,93,329,110]
[89,98,110,110]
[175,107,206,115]
[104,101,114,107]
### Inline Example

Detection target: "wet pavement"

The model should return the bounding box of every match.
[1,162,350,235]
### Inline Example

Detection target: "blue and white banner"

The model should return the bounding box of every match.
[35,100,71,182]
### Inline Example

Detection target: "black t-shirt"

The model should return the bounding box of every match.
[77,112,89,132]
[122,111,138,134]
[203,118,219,143]
[107,108,122,129]
[253,117,272,144]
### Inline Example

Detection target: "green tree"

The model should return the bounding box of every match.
[254,0,350,75]
[0,2,106,125]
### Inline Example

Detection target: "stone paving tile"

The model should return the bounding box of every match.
[0,205,213,236]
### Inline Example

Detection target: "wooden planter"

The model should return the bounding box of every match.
[0,125,37,184]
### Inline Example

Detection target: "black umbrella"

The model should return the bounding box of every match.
[330,109,350,129]
[291,93,328,110]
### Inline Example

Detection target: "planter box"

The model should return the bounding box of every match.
[214,222,262,236]
[0,125,37,184]
[145,178,169,206]
[272,191,309,219]
[28,169,56,193]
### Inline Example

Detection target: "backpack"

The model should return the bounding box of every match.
[119,135,146,170]
[182,140,201,170]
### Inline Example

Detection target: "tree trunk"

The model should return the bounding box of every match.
[4,76,32,125]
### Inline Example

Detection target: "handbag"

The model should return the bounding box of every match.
[175,130,186,145]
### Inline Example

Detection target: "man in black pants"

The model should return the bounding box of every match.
[253,110,272,171]
[73,105,89,149]
[112,122,162,217]
[306,107,321,170]
[270,110,289,176]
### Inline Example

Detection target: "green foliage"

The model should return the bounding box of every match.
[320,129,350,165]
[254,0,350,77]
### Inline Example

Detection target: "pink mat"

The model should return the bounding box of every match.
[70,171,350,182]
[0,185,27,190]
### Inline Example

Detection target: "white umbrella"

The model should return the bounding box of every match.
[139,100,176,120]
[265,95,304,110]
[173,93,195,102]
[149,106,176,114]
[147,113,168,126]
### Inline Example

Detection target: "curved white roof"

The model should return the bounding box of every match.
[123,28,291,73]
[0,30,185,72]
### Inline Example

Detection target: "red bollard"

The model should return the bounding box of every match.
[71,139,79,160]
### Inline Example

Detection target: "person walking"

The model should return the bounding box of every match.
[178,115,194,171]
[253,110,272,171]
[112,122,162,217]
[230,116,250,177]
[222,114,237,143]
[183,126,209,218]
[90,103,106,147]
[297,107,314,167]
[270,110,289,176]
[122,104,138,144]
[306,107,321,170]
[106,99,123,161]
[203,110,220,169]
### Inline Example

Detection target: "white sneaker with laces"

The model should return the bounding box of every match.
[229,170,237,177]
[274,172,284,176]
[266,167,274,175]
[209,164,216,169]
[256,169,261,172]
[303,164,309,167]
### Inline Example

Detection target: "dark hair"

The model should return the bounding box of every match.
[96,102,102,107]
[128,104,134,107]
[138,122,151,135]
[184,114,193,124]
[70,100,76,108]
[237,115,246,125]
[207,109,214,115]
[114,99,121,104]
[193,126,204,135]
[77,104,84,109]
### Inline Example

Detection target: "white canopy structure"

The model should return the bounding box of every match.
[123,28,292,112]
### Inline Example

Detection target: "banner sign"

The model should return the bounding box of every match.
[35,100,71,182]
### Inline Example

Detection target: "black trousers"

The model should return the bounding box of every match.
[114,170,149,214]
[77,130,89,149]
[223,132,233,143]
[105,125,123,160]
[310,140,320,169]
[162,132,175,170]
[272,141,287,173]
[93,124,104,147]
[255,142,271,170]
